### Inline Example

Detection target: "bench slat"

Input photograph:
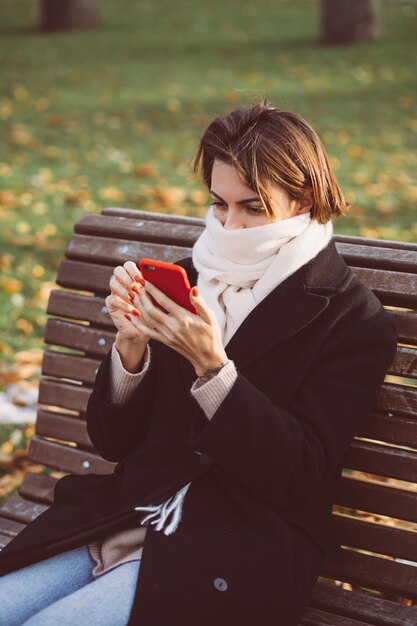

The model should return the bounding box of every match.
[44,319,115,356]
[0,533,14,549]
[39,379,90,413]
[28,436,115,475]
[0,496,49,524]
[19,472,58,504]
[352,267,417,308]
[344,440,417,483]
[310,581,417,626]
[334,515,417,562]
[336,476,417,525]
[389,347,417,380]
[42,350,101,385]
[47,291,114,327]
[75,214,203,247]
[359,412,417,449]
[55,259,417,306]
[56,260,111,293]
[391,310,417,346]
[300,606,370,625]
[376,384,417,419]
[322,548,417,601]
[36,410,92,448]
[66,234,191,266]
[101,207,417,253]
[336,243,417,273]
[66,232,417,275]
[0,517,26,539]
[102,207,206,226]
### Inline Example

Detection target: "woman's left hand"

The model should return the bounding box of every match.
[133,281,228,376]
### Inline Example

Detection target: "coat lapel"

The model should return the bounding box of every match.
[224,274,329,370]
[176,240,352,376]
[226,241,352,370]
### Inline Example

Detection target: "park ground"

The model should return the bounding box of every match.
[0,4,416,601]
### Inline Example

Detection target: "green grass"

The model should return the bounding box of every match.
[0,0,416,364]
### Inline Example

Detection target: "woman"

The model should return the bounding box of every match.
[0,100,397,626]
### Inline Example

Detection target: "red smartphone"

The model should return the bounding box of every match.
[139,258,197,315]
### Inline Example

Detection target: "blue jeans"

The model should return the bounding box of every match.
[0,544,141,626]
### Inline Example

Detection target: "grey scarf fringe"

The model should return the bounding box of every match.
[134,482,191,536]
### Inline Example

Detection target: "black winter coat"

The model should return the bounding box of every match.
[0,241,397,625]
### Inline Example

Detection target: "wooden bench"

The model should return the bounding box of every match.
[1,206,417,625]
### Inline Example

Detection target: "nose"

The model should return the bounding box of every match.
[223,208,244,230]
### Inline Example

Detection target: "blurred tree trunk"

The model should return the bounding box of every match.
[322,0,381,45]
[40,0,101,32]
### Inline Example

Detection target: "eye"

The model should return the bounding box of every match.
[211,202,227,210]
[246,207,265,216]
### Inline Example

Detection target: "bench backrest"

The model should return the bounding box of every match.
[3,207,417,606]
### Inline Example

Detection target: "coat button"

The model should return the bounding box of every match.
[213,577,228,592]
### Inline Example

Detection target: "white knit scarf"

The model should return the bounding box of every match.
[134,206,333,536]
[192,206,334,346]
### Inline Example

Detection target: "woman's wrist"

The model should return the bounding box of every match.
[194,351,229,378]
[196,360,230,384]
[114,332,149,373]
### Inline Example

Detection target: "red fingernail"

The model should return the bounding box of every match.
[124,314,131,321]
[135,274,141,282]
[137,278,145,286]
[192,287,198,297]
[132,309,141,316]
[131,285,140,295]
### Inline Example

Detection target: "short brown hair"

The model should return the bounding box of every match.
[192,98,349,223]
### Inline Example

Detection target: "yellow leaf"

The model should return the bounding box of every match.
[35,98,49,111]
[8,123,34,146]
[16,222,31,234]
[42,223,57,236]
[0,162,12,176]
[190,190,207,205]
[12,84,28,101]
[148,187,186,208]
[31,265,45,278]
[166,98,181,113]
[15,319,34,335]
[0,190,19,208]
[1,278,23,294]
[1,441,13,455]
[0,101,13,120]
[98,187,126,201]
[348,145,365,159]
[133,163,157,178]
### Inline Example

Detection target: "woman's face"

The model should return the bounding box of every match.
[209,159,311,229]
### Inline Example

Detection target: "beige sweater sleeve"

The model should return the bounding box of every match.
[190,360,237,420]
[111,341,237,419]
[110,342,151,404]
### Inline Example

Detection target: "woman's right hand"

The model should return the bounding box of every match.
[105,261,148,343]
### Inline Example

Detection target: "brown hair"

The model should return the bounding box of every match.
[192,97,349,223]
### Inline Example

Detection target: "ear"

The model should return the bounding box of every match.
[296,189,314,215]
